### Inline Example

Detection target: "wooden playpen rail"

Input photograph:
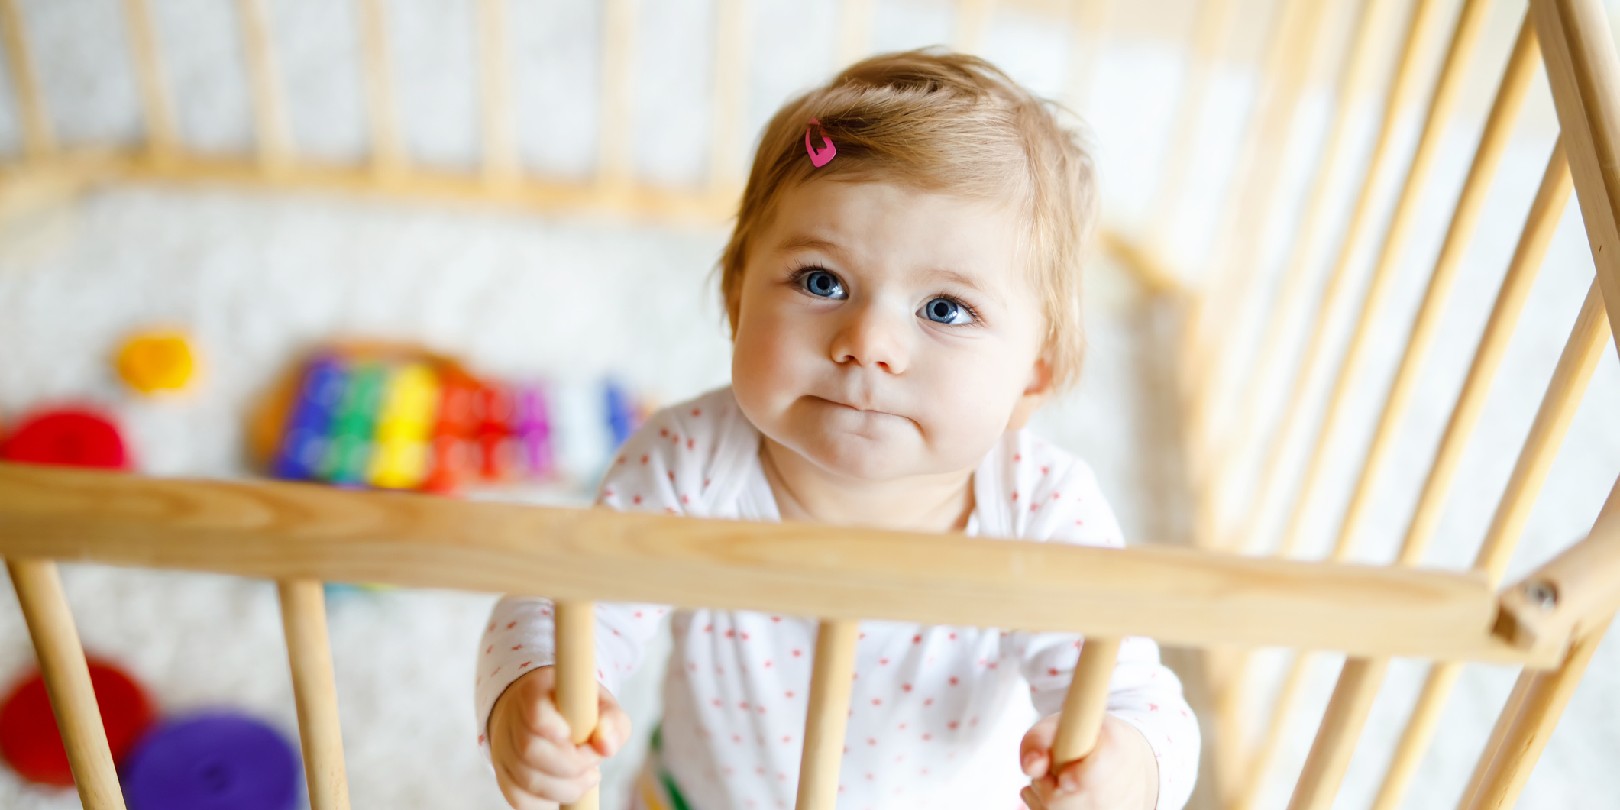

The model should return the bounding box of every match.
[0,461,1615,810]
[3,0,1620,807]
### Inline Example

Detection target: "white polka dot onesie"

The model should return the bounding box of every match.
[476,387,1200,809]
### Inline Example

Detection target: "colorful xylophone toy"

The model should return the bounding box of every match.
[250,344,648,495]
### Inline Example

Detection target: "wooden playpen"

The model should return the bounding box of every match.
[0,0,1617,808]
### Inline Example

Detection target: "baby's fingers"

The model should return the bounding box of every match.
[589,692,632,758]
[1020,715,1060,778]
[497,753,600,808]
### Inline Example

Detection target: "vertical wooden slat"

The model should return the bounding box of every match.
[954,0,996,54]
[1270,0,1492,561]
[1286,657,1387,810]
[1372,282,1611,809]
[554,600,599,810]
[357,0,404,178]
[796,619,859,810]
[0,0,54,157]
[277,579,351,810]
[1146,0,1237,243]
[1180,0,1339,457]
[1326,14,1540,567]
[476,0,518,187]
[1063,0,1112,114]
[7,560,126,810]
[1051,637,1121,764]
[1460,617,1613,810]
[1291,141,1573,810]
[1235,648,1312,807]
[238,0,292,170]
[1223,0,1448,558]
[599,0,635,194]
[1394,143,1573,568]
[1210,0,1450,775]
[837,0,869,67]
[709,0,748,196]
[122,0,177,161]
[1532,0,1620,351]
[1371,659,1465,810]
[1246,21,1539,800]
[1197,0,1398,525]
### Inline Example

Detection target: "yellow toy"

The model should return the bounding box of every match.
[115,330,199,395]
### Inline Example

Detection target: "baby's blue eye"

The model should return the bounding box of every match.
[800,269,846,299]
[920,297,974,325]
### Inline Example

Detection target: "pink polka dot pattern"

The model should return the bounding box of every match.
[472,387,1199,809]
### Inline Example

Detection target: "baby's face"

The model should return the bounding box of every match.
[731,177,1049,483]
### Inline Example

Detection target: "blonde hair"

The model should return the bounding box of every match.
[719,48,1098,390]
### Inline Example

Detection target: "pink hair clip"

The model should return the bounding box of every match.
[805,118,836,168]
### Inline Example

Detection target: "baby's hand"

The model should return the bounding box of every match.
[1018,713,1158,809]
[488,666,632,810]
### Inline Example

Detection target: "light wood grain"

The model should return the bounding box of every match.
[555,601,600,810]
[7,560,126,809]
[1283,138,1573,810]
[0,463,1564,666]
[1532,0,1620,355]
[1460,617,1613,809]
[358,0,405,179]
[122,0,177,161]
[1370,281,1610,810]
[0,0,52,156]
[277,579,351,810]
[476,0,519,187]
[1228,0,1450,558]
[237,0,291,170]
[1494,480,1620,649]
[795,620,859,810]
[1051,637,1120,763]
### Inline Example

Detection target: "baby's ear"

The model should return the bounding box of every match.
[1007,357,1054,431]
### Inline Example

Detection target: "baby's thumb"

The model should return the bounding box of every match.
[589,689,632,758]
[1020,714,1060,778]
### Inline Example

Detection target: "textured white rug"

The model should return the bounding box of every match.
[1,1,1617,808]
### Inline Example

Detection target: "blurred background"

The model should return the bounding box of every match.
[0,0,1616,808]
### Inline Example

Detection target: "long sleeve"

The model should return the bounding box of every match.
[995,440,1202,809]
[473,399,725,745]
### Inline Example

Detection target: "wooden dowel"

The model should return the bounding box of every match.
[1285,657,1389,810]
[1495,482,1620,648]
[1454,663,1535,809]
[7,559,126,810]
[1146,0,1237,244]
[1370,660,1465,810]
[709,0,748,195]
[1476,282,1610,583]
[237,0,291,170]
[476,0,519,186]
[122,0,177,161]
[837,0,869,67]
[357,0,404,178]
[1324,11,1540,569]
[1051,637,1121,764]
[1396,142,1572,567]
[1460,617,1613,810]
[1281,140,1572,810]
[1232,649,1314,807]
[277,579,351,810]
[1198,0,1399,513]
[0,0,53,157]
[598,0,634,193]
[954,0,996,54]
[1221,0,1448,559]
[1270,0,1492,561]
[1369,284,1609,809]
[1531,0,1620,353]
[554,600,599,810]
[1179,0,1339,456]
[795,619,859,810]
